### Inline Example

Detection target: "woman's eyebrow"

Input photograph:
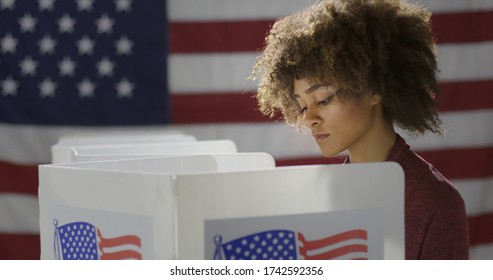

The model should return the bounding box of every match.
[305,83,325,94]
[293,83,327,98]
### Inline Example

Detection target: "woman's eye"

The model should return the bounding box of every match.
[299,107,307,114]
[317,95,334,106]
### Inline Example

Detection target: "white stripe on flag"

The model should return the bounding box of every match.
[438,41,493,82]
[400,110,493,152]
[168,0,493,21]
[169,52,258,94]
[169,42,493,94]
[168,0,316,21]
[412,0,493,13]
[469,243,493,260]
[454,178,493,216]
[0,194,39,233]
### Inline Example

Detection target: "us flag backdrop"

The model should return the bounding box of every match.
[0,0,492,259]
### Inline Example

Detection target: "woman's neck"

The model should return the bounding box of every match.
[347,119,397,163]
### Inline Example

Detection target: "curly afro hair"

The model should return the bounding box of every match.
[251,0,442,135]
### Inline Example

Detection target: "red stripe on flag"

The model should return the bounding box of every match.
[100,250,142,260]
[171,79,493,124]
[418,147,493,180]
[439,80,493,112]
[468,212,493,246]
[171,92,271,124]
[0,233,40,260]
[98,234,142,249]
[276,157,344,167]
[169,20,272,53]
[305,244,368,260]
[431,10,493,43]
[298,230,368,251]
[0,161,38,195]
[169,11,493,54]
[298,230,368,259]
[97,229,142,260]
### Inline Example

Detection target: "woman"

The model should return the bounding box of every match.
[251,0,469,259]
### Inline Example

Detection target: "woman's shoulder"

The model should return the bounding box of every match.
[400,149,464,207]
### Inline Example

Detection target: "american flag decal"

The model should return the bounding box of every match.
[54,220,142,260]
[214,229,368,260]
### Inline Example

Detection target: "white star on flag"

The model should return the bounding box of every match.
[77,36,94,55]
[115,36,132,55]
[115,0,132,13]
[77,78,95,98]
[38,35,56,54]
[96,14,114,34]
[77,0,93,12]
[1,77,18,96]
[58,57,76,76]
[116,78,134,98]
[0,33,17,53]
[19,56,38,76]
[0,0,15,10]
[96,57,114,77]
[39,78,57,98]
[18,13,37,33]
[38,0,54,11]
[58,14,76,34]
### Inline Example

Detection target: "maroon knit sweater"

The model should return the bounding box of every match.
[347,134,469,259]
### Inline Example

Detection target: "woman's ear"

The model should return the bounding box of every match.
[370,93,382,106]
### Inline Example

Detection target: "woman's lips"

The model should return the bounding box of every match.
[313,133,329,143]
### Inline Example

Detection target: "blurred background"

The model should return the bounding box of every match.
[0,0,491,259]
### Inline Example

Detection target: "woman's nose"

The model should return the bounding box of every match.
[303,106,321,128]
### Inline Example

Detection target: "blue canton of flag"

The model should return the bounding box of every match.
[55,221,100,260]
[214,230,298,260]
[0,0,169,125]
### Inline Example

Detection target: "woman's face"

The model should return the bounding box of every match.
[293,78,381,158]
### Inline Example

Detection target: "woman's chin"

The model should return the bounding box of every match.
[319,147,346,159]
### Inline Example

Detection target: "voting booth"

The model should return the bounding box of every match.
[40,132,405,260]
[39,153,276,260]
[51,130,197,164]
[39,156,405,259]
[66,140,237,163]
